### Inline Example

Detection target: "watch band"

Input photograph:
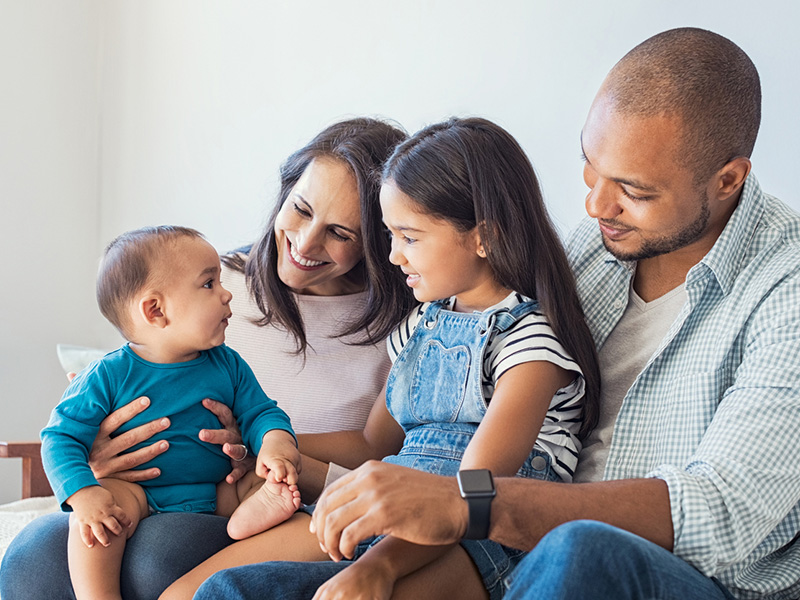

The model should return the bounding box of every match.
[457,469,496,540]
[463,494,493,539]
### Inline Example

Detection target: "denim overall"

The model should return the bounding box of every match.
[358,299,560,599]
[383,299,557,481]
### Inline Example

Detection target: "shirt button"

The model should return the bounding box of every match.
[613,300,623,310]
[184,504,192,512]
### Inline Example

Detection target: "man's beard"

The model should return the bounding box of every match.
[602,199,710,262]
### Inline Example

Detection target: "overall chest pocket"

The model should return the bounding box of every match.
[409,340,472,423]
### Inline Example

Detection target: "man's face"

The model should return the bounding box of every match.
[580,94,719,263]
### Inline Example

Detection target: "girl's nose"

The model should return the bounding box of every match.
[388,238,404,266]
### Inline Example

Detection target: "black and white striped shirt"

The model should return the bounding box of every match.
[387,292,585,481]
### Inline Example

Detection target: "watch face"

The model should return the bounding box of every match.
[458,469,495,495]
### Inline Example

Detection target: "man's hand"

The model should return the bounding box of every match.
[310,461,467,561]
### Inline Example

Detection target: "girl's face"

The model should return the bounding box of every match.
[380,181,509,313]
[274,157,365,296]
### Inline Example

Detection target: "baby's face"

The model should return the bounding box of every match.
[155,236,233,359]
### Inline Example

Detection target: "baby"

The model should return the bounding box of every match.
[41,225,301,600]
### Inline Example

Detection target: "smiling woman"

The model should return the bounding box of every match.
[273,157,366,296]
[238,118,415,355]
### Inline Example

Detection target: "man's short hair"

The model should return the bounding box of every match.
[605,27,761,183]
[97,225,204,339]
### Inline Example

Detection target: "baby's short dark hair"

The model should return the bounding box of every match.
[97,225,204,339]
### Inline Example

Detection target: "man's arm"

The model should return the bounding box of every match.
[310,460,673,561]
[490,476,673,551]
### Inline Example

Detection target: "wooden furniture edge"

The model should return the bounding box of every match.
[0,441,52,499]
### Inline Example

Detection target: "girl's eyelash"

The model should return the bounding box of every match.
[329,230,349,242]
[384,228,415,244]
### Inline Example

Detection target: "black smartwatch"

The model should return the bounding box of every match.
[457,469,496,539]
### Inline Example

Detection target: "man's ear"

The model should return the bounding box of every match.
[138,294,167,329]
[713,156,751,203]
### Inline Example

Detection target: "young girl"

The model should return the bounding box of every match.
[161,117,600,600]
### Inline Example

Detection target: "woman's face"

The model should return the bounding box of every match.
[274,157,365,296]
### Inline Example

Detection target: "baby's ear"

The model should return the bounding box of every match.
[138,293,167,329]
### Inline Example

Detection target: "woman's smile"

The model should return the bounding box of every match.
[287,239,327,269]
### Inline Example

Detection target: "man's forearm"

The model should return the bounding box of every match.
[489,477,674,551]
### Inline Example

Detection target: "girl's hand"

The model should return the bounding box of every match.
[67,486,131,548]
[199,398,253,484]
[88,397,170,482]
[312,561,394,600]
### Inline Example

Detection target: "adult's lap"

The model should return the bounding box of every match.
[0,510,233,600]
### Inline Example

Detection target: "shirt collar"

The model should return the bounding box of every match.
[694,173,764,295]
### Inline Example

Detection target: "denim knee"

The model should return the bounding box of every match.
[504,521,734,600]
[538,519,615,559]
[503,520,630,594]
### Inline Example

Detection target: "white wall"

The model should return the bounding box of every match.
[1,0,798,503]
[0,1,103,501]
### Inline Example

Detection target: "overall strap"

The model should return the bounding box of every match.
[490,300,541,333]
[420,300,447,329]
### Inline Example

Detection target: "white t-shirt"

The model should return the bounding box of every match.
[222,264,390,435]
[573,283,686,483]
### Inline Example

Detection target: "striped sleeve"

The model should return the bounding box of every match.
[387,303,427,362]
[484,312,583,383]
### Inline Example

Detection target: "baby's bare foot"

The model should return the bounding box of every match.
[227,480,302,540]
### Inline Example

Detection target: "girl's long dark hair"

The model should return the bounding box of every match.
[383,117,600,438]
[224,118,415,354]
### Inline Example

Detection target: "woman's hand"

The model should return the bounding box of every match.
[88,396,170,482]
[199,398,255,484]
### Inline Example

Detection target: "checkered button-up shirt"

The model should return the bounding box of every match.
[566,174,800,600]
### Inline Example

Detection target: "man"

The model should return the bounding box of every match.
[195,28,800,599]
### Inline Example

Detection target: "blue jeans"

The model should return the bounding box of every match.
[193,521,739,600]
[503,520,737,600]
[0,511,233,600]
[195,561,352,599]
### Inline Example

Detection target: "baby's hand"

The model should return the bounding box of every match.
[312,561,394,600]
[67,486,131,548]
[256,430,301,485]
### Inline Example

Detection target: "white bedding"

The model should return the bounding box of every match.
[0,496,59,567]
